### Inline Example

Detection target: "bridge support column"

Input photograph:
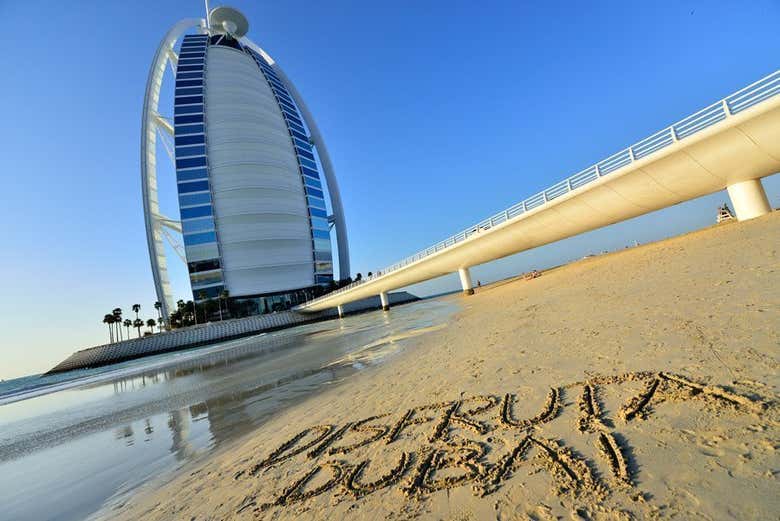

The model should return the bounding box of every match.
[727,179,771,221]
[380,291,390,311]
[458,267,474,295]
[337,305,344,318]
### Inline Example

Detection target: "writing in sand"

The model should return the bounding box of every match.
[232,371,768,515]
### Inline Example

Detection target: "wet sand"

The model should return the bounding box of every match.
[0,300,455,521]
[110,212,780,520]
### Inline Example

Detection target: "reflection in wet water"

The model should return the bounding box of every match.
[0,299,455,521]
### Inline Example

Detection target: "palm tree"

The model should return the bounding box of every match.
[146,318,156,334]
[112,308,123,341]
[132,304,141,321]
[218,289,229,321]
[154,301,163,331]
[123,319,132,338]
[103,314,115,343]
[133,318,144,338]
[197,291,207,323]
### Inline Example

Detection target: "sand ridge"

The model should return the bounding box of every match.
[108,212,780,520]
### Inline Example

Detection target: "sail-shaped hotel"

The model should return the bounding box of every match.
[141,6,349,320]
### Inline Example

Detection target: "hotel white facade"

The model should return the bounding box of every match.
[141,7,349,319]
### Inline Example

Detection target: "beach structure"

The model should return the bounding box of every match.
[717,204,735,223]
[297,70,780,313]
[141,6,349,322]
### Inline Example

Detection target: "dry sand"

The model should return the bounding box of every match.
[110,212,779,521]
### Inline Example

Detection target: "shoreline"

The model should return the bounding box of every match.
[42,292,421,376]
[109,212,779,520]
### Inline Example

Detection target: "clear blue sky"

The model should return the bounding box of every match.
[1,1,778,379]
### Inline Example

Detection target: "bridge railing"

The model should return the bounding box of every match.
[302,69,780,307]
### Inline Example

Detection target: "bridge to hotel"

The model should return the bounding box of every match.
[297,70,780,315]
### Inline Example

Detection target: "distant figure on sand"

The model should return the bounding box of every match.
[477,280,481,288]
[524,270,541,281]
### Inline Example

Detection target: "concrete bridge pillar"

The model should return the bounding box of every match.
[727,179,771,221]
[337,305,344,318]
[380,291,390,311]
[458,267,474,295]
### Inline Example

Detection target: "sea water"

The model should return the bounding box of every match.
[0,299,455,521]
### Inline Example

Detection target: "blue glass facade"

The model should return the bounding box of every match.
[174,34,225,300]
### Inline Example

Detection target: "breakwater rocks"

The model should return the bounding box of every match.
[46,292,419,374]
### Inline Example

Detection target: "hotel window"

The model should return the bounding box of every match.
[307,195,326,209]
[176,168,207,181]
[297,148,315,161]
[175,105,204,115]
[290,129,309,143]
[301,166,319,179]
[175,87,203,96]
[188,259,221,273]
[182,217,215,233]
[175,79,203,88]
[282,110,303,127]
[179,192,211,207]
[313,238,331,251]
[174,95,203,105]
[178,180,210,193]
[303,177,322,190]
[305,186,324,199]
[174,114,203,125]
[174,124,204,135]
[175,134,205,146]
[287,121,306,136]
[309,207,327,219]
[183,231,217,246]
[176,156,207,169]
[175,145,206,157]
[177,65,204,72]
[299,157,317,171]
[293,137,311,150]
[309,216,329,230]
[180,205,213,219]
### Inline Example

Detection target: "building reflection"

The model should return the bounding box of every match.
[167,408,194,460]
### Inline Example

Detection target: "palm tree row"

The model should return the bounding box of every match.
[167,290,229,329]
[101,291,234,342]
[101,302,162,344]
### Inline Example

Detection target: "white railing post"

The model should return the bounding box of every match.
[628,147,635,161]
[504,209,509,220]
[567,179,573,191]
[595,164,601,177]
[522,200,527,211]
[722,99,731,116]
[670,126,678,142]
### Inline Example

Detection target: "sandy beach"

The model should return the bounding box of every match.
[110,212,779,521]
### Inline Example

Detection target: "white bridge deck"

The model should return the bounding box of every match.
[297,70,780,313]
